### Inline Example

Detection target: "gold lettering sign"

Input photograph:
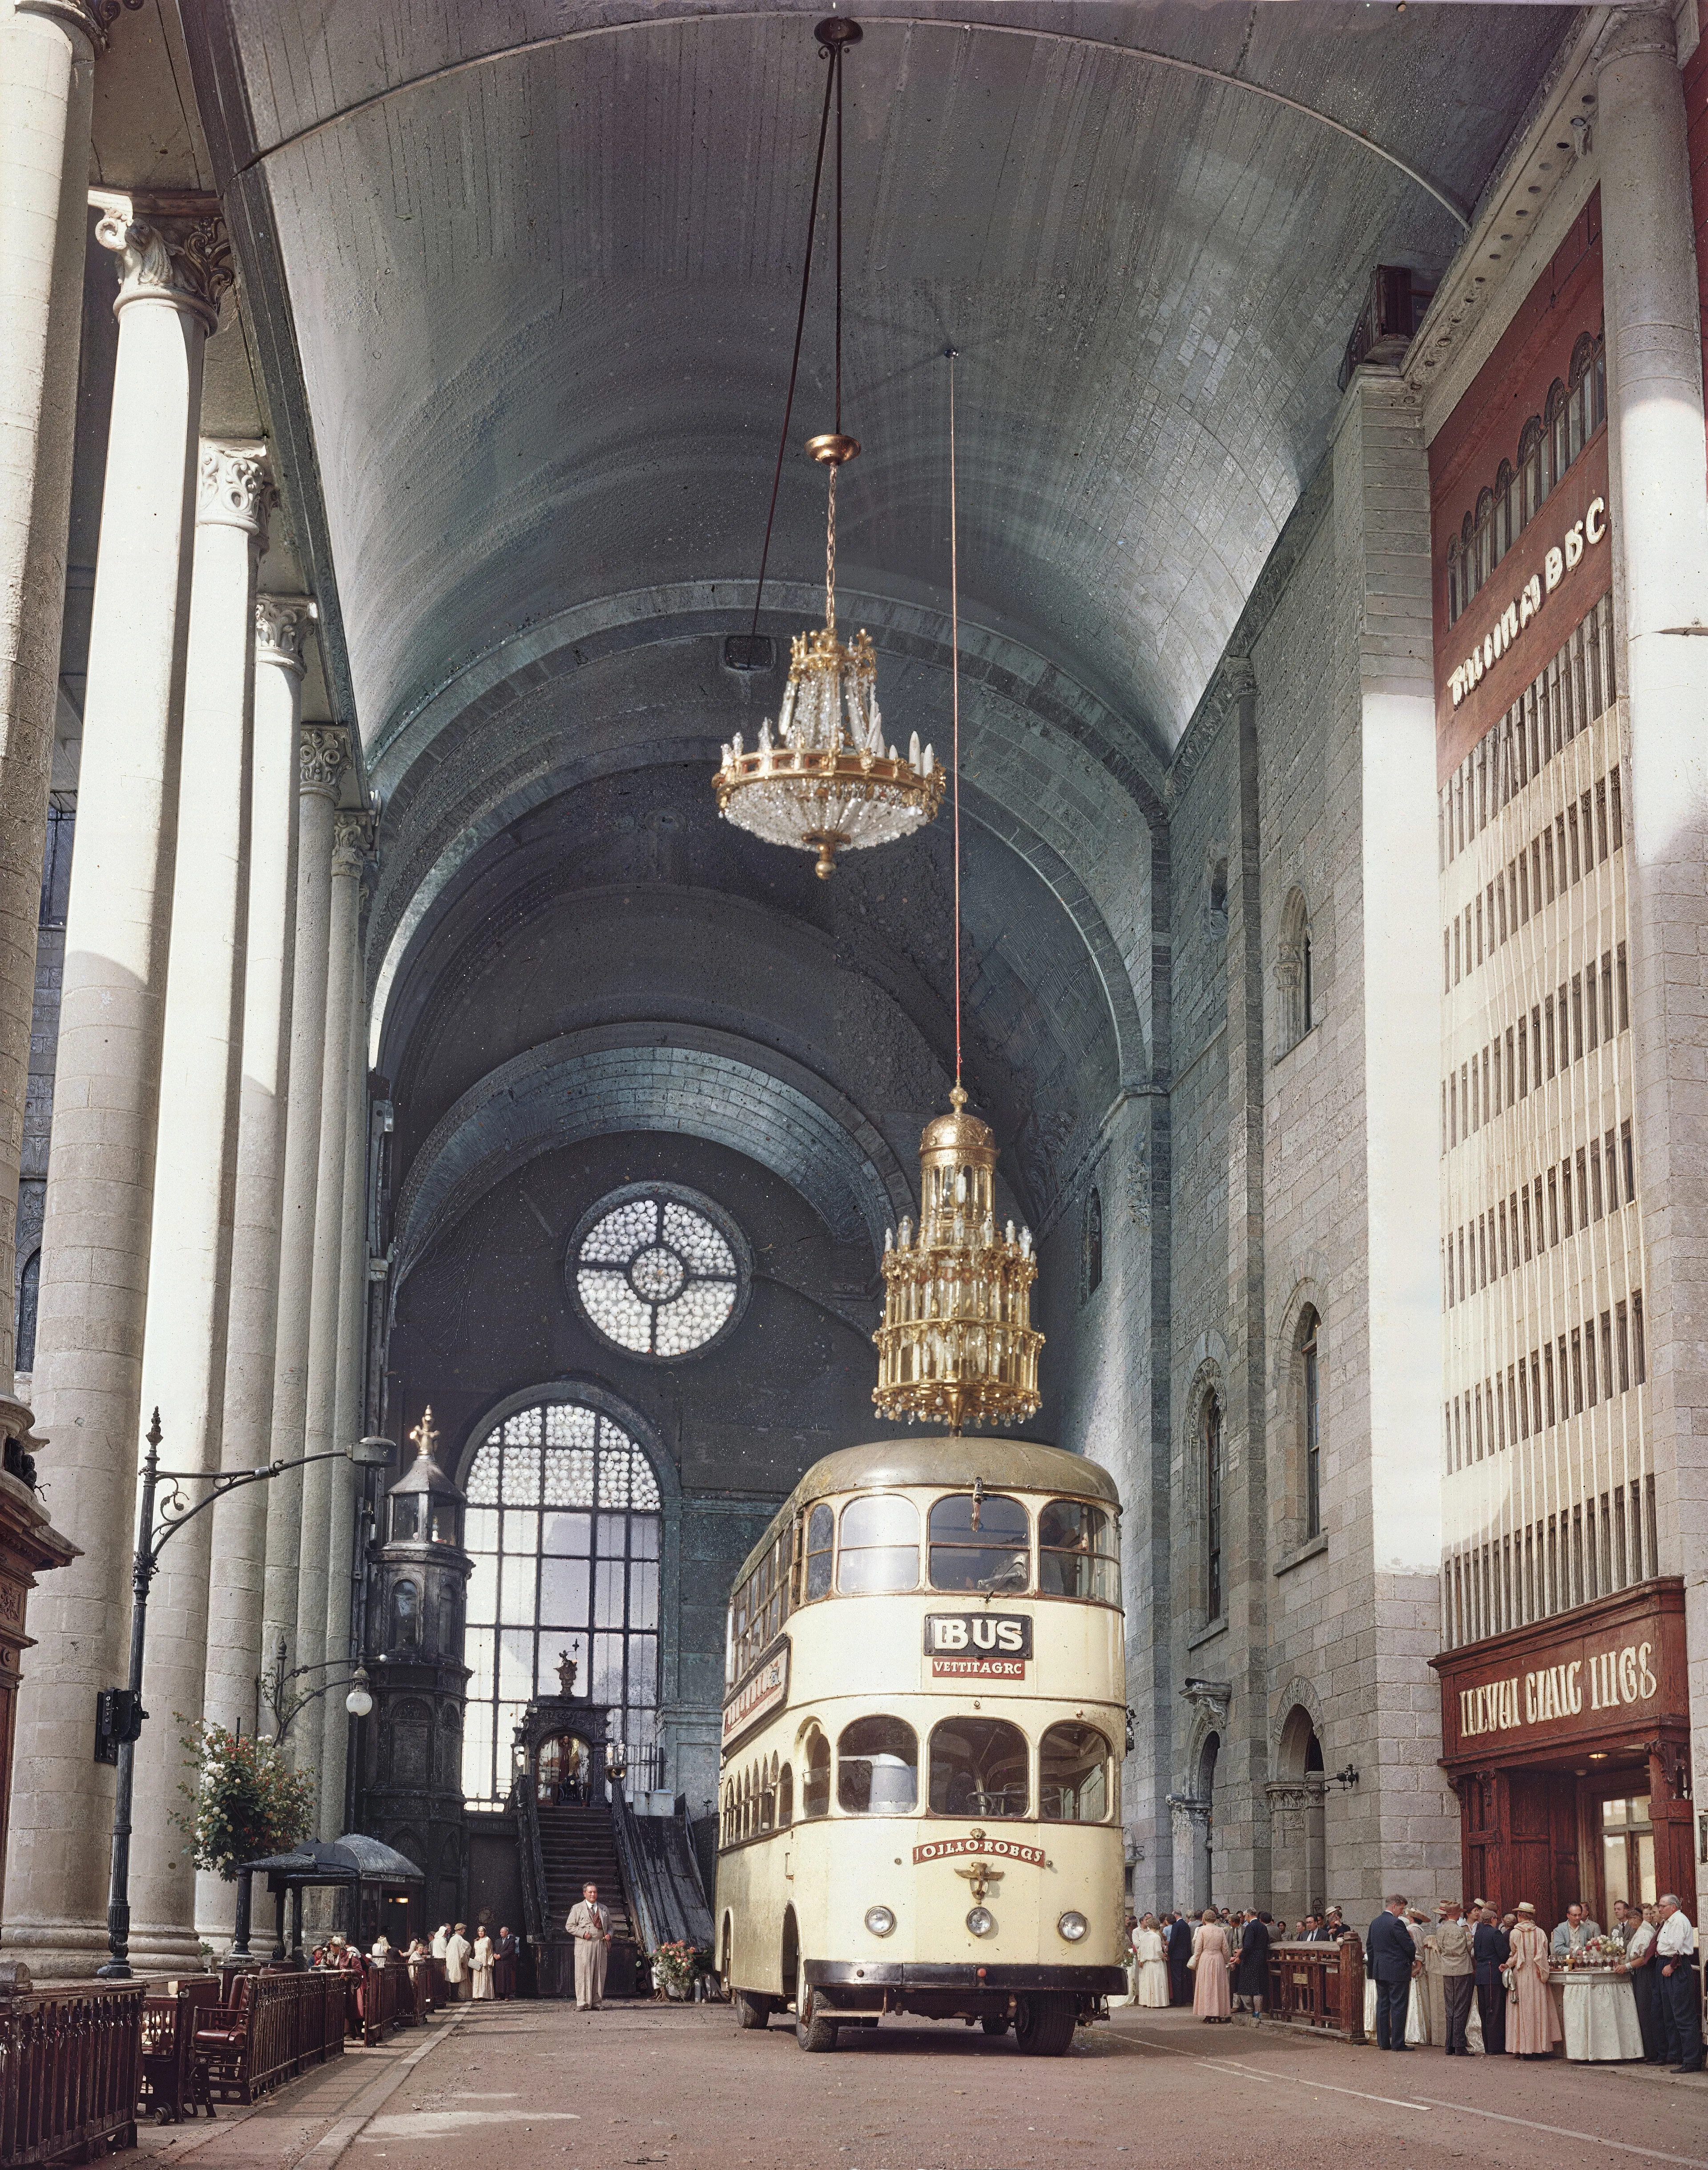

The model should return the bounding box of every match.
[1447,498,1607,709]
[1458,1637,1658,1740]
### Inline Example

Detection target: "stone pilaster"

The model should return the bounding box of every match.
[1595,5,1708,1792]
[262,727,346,1687]
[129,439,272,1973]
[6,201,228,1979]
[0,0,95,1402]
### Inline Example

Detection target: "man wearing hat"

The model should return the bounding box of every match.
[1430,1901,1475,2054]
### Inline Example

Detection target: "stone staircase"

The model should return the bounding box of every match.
[535,1804,634,1944]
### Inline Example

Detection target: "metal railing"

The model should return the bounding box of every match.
[0,1981,144,2166]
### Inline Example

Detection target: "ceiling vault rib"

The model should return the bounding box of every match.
[231,11,1470,230]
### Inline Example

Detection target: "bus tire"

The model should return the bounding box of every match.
[1014,1993,1076,2057]
[980,2014,1011,2037]
[733,1989,773,2030]
[795,1964,838,2053]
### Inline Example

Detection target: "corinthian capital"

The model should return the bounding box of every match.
[1597,4,1675,70]
[199,441,276,540]
[300,725,350,797]
[92,191,232,331]
[256,595,314,672]
[333,811,376,877]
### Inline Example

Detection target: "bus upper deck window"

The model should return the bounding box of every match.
[838,1495,920,1593]
[929,1717,1028,1819]
[804,1505,834,1602]
[927,1493,1029,1592]
[837,1716,918,1814]
[802,1725,831,1817]
[1038,1499,1120,1604]
[1039,1722,1111,1821]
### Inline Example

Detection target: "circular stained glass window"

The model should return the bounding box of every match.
[568,1185,749,1360]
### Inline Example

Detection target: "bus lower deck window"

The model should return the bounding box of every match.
[837,1716,918,1813]
[1039,1722,1112,1821]
[802,1726,831,1817]
[927,1493,1030,1592]
[929,1717,1028,1818]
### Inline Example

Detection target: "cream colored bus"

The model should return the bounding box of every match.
[713,1437,1126,2055]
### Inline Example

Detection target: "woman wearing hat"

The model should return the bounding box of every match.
[1506,1902,1561,2057]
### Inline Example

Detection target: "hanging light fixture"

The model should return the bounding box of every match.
[715,15,944,879]
[872,356,1043,1433]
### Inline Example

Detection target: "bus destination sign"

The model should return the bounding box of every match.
[721,1639,789,1749]
[923,1613,1032,1679]
[913,1834,1047,1869]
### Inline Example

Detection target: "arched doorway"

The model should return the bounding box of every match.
[1195,1731,1220,1912]
[1275,1705,1327,1918]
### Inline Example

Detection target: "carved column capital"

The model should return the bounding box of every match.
[1166,1792,1211,1833]
[332,811,375,876]
[255,595,314,673]
[1208,655,1257,721]
[199,440,276,541]
[299,725,350,798]
[92,191,231,332]
[17,0,143,53]
[1596,4,1676,73]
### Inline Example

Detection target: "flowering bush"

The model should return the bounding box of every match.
[171,1720,316,1880]
[650,1940,703,1996]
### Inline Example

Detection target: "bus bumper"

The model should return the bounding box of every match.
[805,1961,1127,1996]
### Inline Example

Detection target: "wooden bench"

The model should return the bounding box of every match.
[139,1977,221,2124]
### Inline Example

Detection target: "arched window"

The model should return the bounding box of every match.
[1493,460,1515,565]
[389,1579,421,1650]
[1472,487,1494,593]
[1297,1307,1322,1540]
[801,1724,830,1818]
[1039,1723,1112,1822]
[1203,1395,1225,1622]
[1570,331,1605,459]
[1446,536,1462,626]
[837,1495,919,1594]
[1545,379,1569,495]
[837,1715,918,1813]
[929,1717,1028,1818]
[1278,889,1313,1051]
[14,1249,38,1375]
[777,1762,794,1826]
[461,1397,662,1804]
[1084,1188,1103,1299]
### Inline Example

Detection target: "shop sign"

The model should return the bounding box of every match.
[1447,497,1607,710]
[913,1834,1046,1868]
[721,1639,789,1748]
[923,1612,1031,1678]
[1438,1598,1679,1763]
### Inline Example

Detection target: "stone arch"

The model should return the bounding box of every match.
[1270,1677,1326,1775]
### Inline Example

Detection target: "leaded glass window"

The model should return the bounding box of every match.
[462,1399,662,1804]
[572,1188,744,1358]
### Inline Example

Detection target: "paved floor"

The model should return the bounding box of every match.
[124,2001,1708,2170]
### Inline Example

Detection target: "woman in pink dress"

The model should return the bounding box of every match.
[1192,1909,1232,2021]
[1506,1901,1561,2057]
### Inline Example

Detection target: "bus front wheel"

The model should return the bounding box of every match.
[733,1989,774,2030]
[795,1963,838,2053]
[1014,1993,1076,2057]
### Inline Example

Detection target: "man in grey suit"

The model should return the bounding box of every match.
[1551,1902,1602,1958]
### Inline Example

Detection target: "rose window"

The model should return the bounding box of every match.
[572,1189,745,1358]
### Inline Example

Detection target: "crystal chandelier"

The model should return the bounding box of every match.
[873,1087,1043,1433]
[714,16,943,879]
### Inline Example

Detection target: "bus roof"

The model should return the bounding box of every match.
[733,1436,1121,1589]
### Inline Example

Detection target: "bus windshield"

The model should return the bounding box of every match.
[837,1716,918,1813]
[927,1494,1029,1592]
[1039,1722,1111,1820]
[929,1717,1028,1818]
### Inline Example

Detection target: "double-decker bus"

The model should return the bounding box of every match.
[714,1436,1126,2055]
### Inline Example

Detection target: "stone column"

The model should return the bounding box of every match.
[196,596,310,1942]
[1595,7,1708,1779]
[5,198,228,1978]
[319,944,371,1834]
[127,441,271,1972]
[295,811,364,1810]
[0,2,94,1418]
[261,728,346,1680]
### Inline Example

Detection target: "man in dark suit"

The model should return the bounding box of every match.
[1167,1910,1194,2005]
[1235,1912,1273,2022]
[1366,1894,1418,2050]
[1473,1904,1510,2056]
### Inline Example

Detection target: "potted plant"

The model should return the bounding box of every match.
[650,1940,699,2000]
[171,1719,316,1880]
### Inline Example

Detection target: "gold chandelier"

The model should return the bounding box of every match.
[873,1087,1043,1432]
[715,16,943,879]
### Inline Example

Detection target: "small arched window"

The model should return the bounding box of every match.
[1493,460,1515,565]
[15,1249,38,1375]
[1545,379,1569,493]
[1084,1188,1103,1299]
[1472,487,1494,592]
[929,1717,1029,1819]
[837,1495,919,1594]
[1279,889,1313,1050]
[1203,1395,1225,1622]
[389,1578,421,1651]
[1569,331,1605,459]
[1039,1723,1112,1822]
[1446,536,1462,626]
[1298,1306,1322,1540]
[1519,415,1545,523]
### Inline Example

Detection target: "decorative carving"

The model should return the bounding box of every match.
[298,725,350,796]
[1645,1739,1692,1802]
[198,441,275,540]
[1166,1792,1211,1831]
[1181,1677,1233,1730]
[18,0,145,52]
[1596,5,1675,72]
[556,1647,580,1696]
[333,810,375,876]
[1125,1131,1150,1229]
[255,595,313,671]
[93,196,232,331]
[408,1407,439,1462]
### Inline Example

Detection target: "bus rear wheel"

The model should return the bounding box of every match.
[795,1963,838,2053]
[733,1989,774,2030]
[1014,1993,1076,2057]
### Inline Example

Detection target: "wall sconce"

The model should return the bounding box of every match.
[1331,1764,1360,1790]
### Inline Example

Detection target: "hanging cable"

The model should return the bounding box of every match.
[947,346,962,1093]
[748,44,837,637]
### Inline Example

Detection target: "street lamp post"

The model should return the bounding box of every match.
[95,1412,391,1980]
[258,1636,374,1742]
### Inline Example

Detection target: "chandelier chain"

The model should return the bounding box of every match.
[949,350,962,1092]
[826,466,838,633]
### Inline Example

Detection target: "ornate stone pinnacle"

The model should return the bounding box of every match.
[93,195,232,331]
[299,725,350,796]
[199,441,276,540]
[255,595,313,670]
[333,810,376,875]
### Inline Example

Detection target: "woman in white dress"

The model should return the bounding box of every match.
[1134,1914,1170,2008]
[470,1928,496,2001]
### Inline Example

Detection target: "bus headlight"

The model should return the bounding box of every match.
[864,1905,896,1938]
[1057,1911,1089,1943]
[965,1907,996,1939]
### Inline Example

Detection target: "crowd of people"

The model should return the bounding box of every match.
[310,1921,525,2001]
[1123,1892,1704,2070]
